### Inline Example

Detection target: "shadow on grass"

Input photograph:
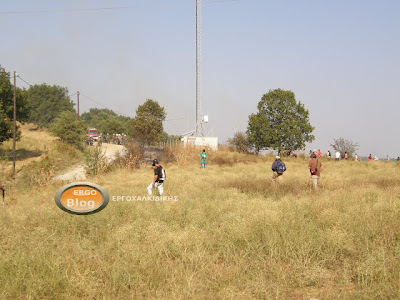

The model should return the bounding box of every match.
[0,148,42,161]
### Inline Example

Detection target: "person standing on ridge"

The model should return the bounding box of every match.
[200,149,207,169]
[335,151,341,161]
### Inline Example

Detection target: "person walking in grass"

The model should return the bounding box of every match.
[271,156,286,182]
[200,149,207,169]
[327,150,332,159]
[309,153,323,190]
[147,159,166,196]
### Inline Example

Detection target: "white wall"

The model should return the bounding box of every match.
[181,137,219,150]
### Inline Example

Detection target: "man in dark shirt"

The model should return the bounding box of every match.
[271,156,286,181]
[147,159,165,196]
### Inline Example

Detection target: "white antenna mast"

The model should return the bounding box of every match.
[195,0,203,136]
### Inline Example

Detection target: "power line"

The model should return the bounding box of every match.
[17,76,32,87]
[7,74,33,86]
[7,75,180,120]
[0,0,237,15]
[165,117,185,121]
[79,93,130,117]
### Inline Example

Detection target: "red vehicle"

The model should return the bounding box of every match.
[87,128,99,141]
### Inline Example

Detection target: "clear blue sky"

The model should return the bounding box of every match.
[1,0,399,157]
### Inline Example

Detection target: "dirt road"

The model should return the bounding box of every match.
[52,143,126,181]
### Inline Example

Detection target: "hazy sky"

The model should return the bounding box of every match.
[1,0,399,157]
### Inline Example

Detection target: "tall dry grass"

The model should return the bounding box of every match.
[1,145,400,299]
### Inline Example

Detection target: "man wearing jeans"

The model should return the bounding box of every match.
[308,153,323,190]
[200,149,207,169]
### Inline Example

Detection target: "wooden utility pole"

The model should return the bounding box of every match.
[77,91,80,120]
[12,71,16,177]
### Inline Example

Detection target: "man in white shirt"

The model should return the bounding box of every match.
[335,151,341,161]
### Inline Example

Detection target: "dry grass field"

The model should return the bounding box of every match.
[1,136,400,299]
[0,123,57,172]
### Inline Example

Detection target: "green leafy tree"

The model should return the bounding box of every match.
[27,84,75,128]
[227,132,251,153]
[0,68,28,145]
[80,108,131,134]
[331,137,359,158]
[49,111,87,147]
[247,89,314,154]
[246,113,271,154]
[161,132,182,143]
[0,105,14,145]
[129,99,166,145]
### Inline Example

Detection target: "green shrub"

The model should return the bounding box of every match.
[84,145,109,176]
[49,111,86,147]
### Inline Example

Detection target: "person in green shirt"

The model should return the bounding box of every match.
[200,149,207,169]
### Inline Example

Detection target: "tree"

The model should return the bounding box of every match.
[161,132,182,143]
[227,132,250,153]
[0,68,28,145]
[27,84,75,128]
[331,138,359,158]
[247,89,314,154]
[246,113,271,154]
[129,99,166,145]
[49,111,87,147]
[80,108,131,134]
[0,105,14,145]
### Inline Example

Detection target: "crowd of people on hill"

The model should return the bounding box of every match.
[103,133,128,145]
[305,149,400,162]
[86,133,128,146]
[147,146,400,196]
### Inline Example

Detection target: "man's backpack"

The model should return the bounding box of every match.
[159,166,166,181]
[276,161,286,174]
[310,160,318,175]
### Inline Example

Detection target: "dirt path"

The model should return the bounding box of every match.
[52,143,126,181]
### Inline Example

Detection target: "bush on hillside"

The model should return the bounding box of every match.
[114,142,143,170]
[84,145,109,176]
[49,111,87,147]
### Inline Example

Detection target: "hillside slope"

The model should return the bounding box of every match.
[1,149,400,299]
